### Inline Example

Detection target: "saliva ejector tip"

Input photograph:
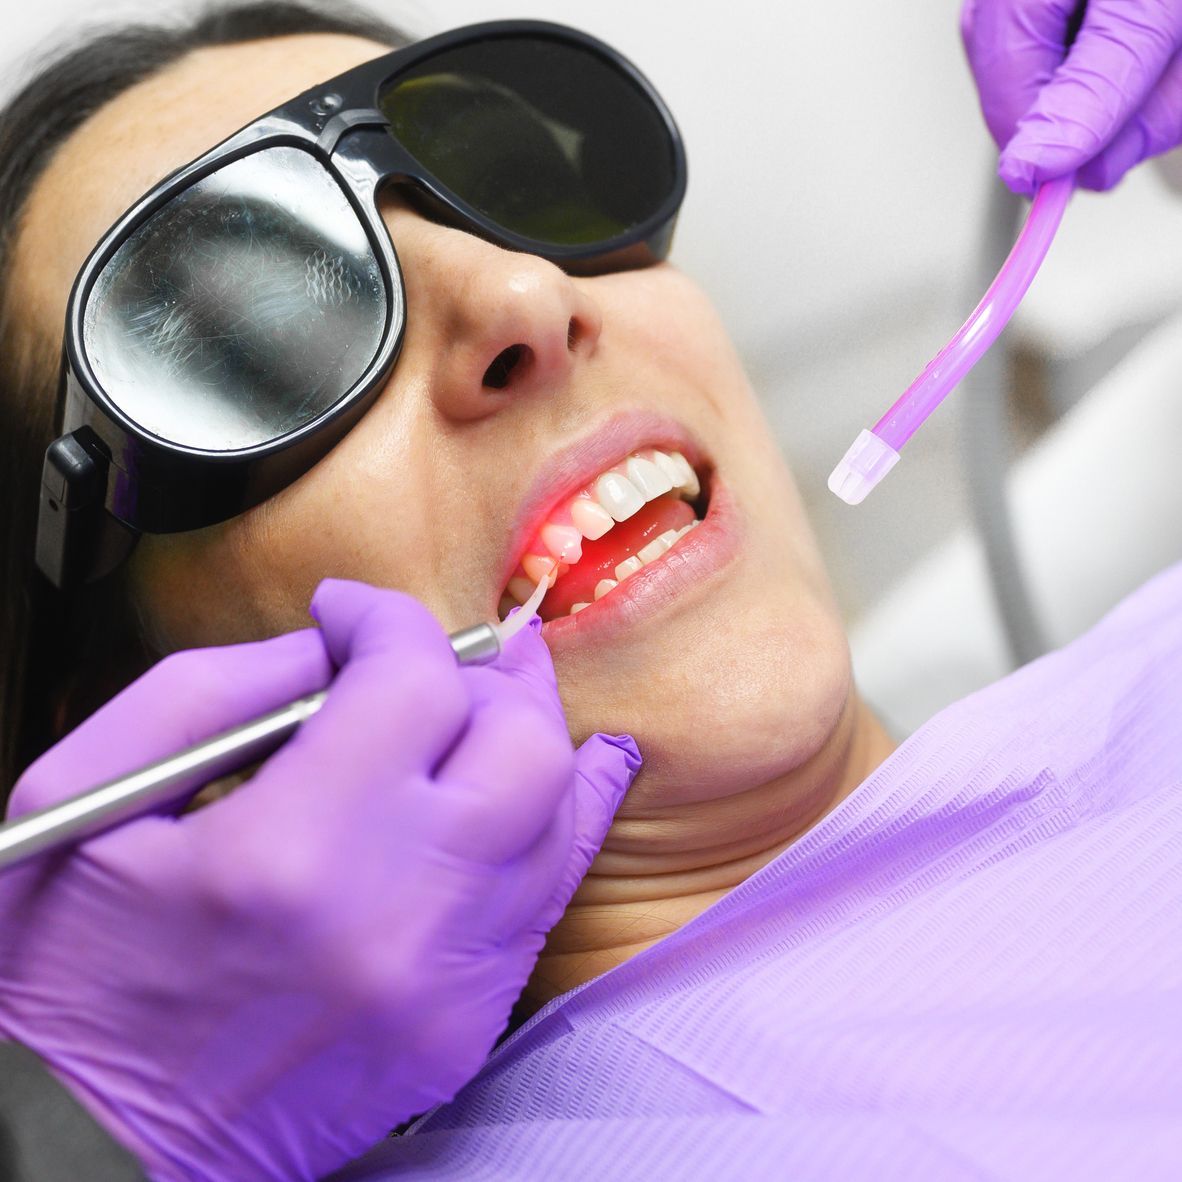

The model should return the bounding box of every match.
[827,429,901,506]
[494,575,549,645]
[828,174,1073,508]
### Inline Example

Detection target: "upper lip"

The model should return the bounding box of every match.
[497,408,707,594]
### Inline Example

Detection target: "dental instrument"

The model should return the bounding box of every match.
[828,173,1074,506]
[0,578,549,872]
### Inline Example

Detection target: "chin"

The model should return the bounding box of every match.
[553,542,853,812]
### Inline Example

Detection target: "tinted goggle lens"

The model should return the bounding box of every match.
[378,34,677,247]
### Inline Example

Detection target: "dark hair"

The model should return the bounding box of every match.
[0,1,410,799]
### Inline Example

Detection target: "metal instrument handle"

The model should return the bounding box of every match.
[0,620,504,871]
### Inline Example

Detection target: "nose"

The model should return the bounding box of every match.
[382,202,603,422]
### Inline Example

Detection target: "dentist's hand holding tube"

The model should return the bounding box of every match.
[962,0,1182,192]
[0,579,640,1182]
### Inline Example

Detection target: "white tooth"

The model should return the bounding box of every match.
[670,452,700,499]
[669,451,694,483]
[626,455,673,501]
[571,497,614,540]
[522,554,558,587]
[596,472,645,521]
[675,523,694,539]
[570,602,591,614]
[541,523,583,564]
[638,534,673,564]
[593,578,617,600]
[508,576,536,604]
[651,450,682,484]
[615,555,643,581]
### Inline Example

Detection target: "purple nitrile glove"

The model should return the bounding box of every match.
[961,0,1182,193]
[0,579,640,1182]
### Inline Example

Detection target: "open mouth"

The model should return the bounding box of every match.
[500,447,710,623]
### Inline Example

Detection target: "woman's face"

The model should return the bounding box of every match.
[13,33,856,833]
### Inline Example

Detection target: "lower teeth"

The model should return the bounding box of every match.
[567,519,699,617]
[498,519,702,622]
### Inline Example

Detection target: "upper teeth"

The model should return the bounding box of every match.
[507,448,702,599]
[595,471,645,522]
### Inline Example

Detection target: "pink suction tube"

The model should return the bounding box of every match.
[828,173,1074,506]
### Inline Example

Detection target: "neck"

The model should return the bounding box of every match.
[526,693,896,1008]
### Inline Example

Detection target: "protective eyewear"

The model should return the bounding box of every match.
[36,19,687,588]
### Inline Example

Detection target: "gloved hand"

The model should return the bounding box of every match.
[961,0,1182,192]
[0,579,639,1182]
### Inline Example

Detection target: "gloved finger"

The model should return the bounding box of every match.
[1076,44,1182,188]
[440,734,639,951]
[428,677,579,865]
[529,732,641,936]
[7,630,331,819]
[309,577,458,673]
[465,615,565,723]
[200,579,471,826]
[1000,0,1182,192]
[962,0,1083,149]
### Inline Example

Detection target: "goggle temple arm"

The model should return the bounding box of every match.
[37,431,138,589]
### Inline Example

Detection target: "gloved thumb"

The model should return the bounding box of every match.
[536,732,641,932]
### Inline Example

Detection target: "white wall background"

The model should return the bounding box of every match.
[6,0,1181,712]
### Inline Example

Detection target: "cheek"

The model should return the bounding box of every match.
[129,395,448,652]
[610,269,819,564]
[606,268,743,388]
[130,511,318,653]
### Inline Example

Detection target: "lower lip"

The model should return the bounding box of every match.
[541,473,742,649]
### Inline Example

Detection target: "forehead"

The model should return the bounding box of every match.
[10,32,390,352]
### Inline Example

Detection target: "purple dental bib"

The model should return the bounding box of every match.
[336,563,1182,1182]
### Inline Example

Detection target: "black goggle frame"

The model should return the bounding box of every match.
[37,19,687,589]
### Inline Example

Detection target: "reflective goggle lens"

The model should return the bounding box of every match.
[83,146,388,452]
[378,34,677,247]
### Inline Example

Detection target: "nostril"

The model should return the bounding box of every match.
[482,343,532,390]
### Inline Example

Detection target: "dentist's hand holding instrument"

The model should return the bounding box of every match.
[0,579,640,1182]
[832,0,1182,505]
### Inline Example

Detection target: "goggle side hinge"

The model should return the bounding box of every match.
[36,431,109,590]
